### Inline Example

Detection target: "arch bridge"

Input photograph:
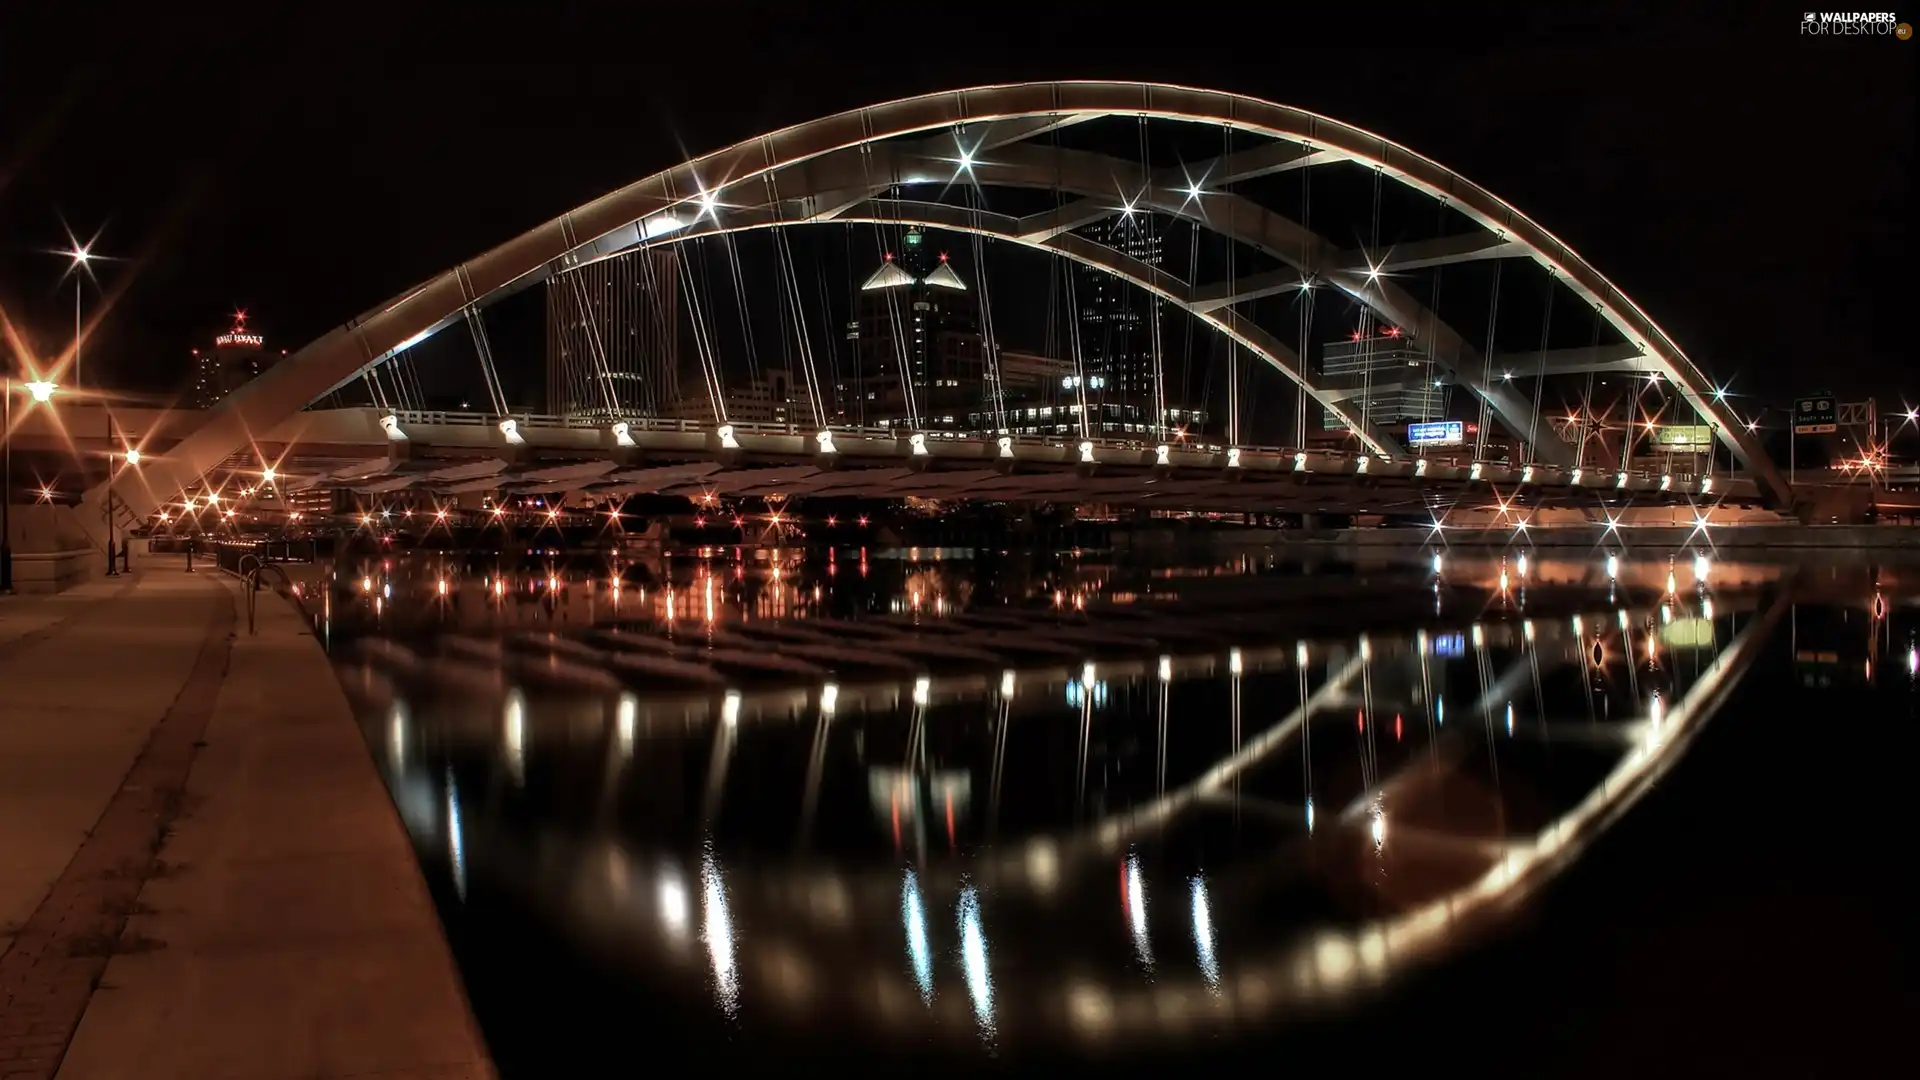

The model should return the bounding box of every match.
[88,82,1795,537]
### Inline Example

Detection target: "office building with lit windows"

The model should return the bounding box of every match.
[1317,331,1446,433]
[189,312,280,410]
[841,227,983,429]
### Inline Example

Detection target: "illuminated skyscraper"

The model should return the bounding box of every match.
[190,311,278,409]
[1073,216,1165,406]
[843,227,982,429]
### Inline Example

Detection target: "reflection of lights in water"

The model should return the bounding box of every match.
[446,772,467,901]
[1305,796,1315,833]
[902,869,934,1003]
[700,850,739,1017]
[1505,701,1514,736]
[1229,647,1242,675]
[658,869,691,944]
[913,675,931,706]
[1025,840,1060,893]
[721,690,741,726]
[383,581,391,600]
[503,691,527,783]
[1649,692,1664,734]
[1124,851,1153,971]
[1909,647,1917,676]
[1370,806,1387,850]
[616,694,637,757]
[1158,655,1172,682]
[1499,570,1509,592]
[958,885,994,1041]
[1517,552,1529,579]
[1436,697,1445,726]
[1081,662,1096,690]
[1000,669,1015,699]
[821,682,839,715]
[1191,875,1220,991]
[1694,553,1710,584]
[1296,641,1308,667]
[1703,598,1715,621]
[387,702,408,770]
[1661,604,1673,625]
[1666,570,1677,595]
[1606,554,1618,580]
[1432,552,1444,575]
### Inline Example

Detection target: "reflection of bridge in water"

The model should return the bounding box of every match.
[332,566,1806,1050]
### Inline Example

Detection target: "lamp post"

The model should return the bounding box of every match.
[2,378,57,594]
[3,374,11,593]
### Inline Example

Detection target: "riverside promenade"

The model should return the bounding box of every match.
[0,565,493,1079]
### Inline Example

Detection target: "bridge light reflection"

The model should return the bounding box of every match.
[958,885,994,1042]
[820,682,839,716]
[616,694,637,757]
[503,691,527,784]
[1606,554,1619,580]
[700,849,739,1017]
[1190,875,1220,991]
[901,869,934,1003]
[1123,852,1153,971]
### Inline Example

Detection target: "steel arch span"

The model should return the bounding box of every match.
[94,81,1793,527]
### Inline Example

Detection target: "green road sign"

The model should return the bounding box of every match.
[1794,394,1837,435]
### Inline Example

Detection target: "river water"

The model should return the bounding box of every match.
[313,546,1912,1076]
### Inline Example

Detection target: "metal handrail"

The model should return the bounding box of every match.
[240,557,300,636]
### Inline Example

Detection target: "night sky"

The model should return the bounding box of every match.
[0,4,1912,410]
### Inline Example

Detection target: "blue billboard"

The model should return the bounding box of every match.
[1408,420,1465,447]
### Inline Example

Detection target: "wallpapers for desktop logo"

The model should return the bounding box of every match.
[1800,11,1909,35]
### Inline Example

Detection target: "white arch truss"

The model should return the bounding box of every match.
[98,81,1791,528]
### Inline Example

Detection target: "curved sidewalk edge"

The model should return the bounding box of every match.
[53,576,496,1080]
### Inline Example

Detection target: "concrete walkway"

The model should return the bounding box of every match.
[0,568,493,1079]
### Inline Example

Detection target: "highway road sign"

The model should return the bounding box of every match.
[1407,420,1464,447]
[1794,395,1836,435]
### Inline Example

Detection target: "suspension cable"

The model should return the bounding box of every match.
[964,180,1009,436]
[1474,262,1504,461]
[1577,303,1603,471]
[463,307,509,417]
[1525,271,1557,461]
[1064,257,1092,441]
[1357,167,1385,448]
[561,266,621,418]
[1296,155,1314,447]
[773,227,828,430]
[1137,116,1167,441]
[676,240,728,425]
[853,131,921,433]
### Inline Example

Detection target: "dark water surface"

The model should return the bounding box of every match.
[315,547,1913,1076]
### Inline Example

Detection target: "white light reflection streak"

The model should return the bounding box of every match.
[902,869,934,1003]
[1124,851,1153,972]
[1191,874,1220,991]
[445,770,466,901]
[503,690,527,784]
[658,866,691,944]
[700,848,740,1017]
[616,693,637,757]
[958,885,995,1042]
